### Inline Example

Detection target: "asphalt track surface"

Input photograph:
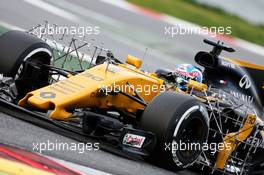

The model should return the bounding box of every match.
[0,0,263,175]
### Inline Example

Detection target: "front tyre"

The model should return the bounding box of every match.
[140,92,209,170]
[0,30,52,96]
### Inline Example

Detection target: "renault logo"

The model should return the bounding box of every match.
[239,75,251,89]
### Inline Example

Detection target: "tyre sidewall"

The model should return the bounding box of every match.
[14,44,52,79]
[142,93,209,169]
[166,103,209,168]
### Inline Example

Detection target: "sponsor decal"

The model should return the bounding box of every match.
[123,133,145,148]
[82,72,104,81]
[230,91,253,104]
[246,136,264,148]
[221,60,236,69]
[239,75,251,89]
[15,64,24,80]
[107,67,118,74]
[40,92,56,99]
[219,80,228,85]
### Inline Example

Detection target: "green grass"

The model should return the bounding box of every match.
[0,26,9,34]
[52,51,90,71]
[128,0,264,47]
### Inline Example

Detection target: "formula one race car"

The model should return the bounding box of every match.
[0,28,264,175]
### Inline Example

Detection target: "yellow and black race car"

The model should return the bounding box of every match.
[0,30,263,175]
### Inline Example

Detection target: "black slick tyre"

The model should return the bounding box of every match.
[140,92,209,170]
[0,30,52,96]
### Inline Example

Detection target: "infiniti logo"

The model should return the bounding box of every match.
[239,75,251,89]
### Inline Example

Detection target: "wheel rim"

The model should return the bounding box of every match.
[171,107,208,166]
[176,117,204,159]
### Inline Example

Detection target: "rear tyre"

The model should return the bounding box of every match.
[0,30,52,96]
[140,92,209,170]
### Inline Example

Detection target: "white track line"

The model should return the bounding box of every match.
[100,0,264,57]
[47,156,112,175]
[24,0,81,22]
[23,0,184,65]
[0,21,23,31]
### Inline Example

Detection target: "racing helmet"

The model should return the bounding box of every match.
[174,64,203,91]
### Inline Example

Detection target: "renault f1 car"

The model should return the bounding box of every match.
[0,30,264,175]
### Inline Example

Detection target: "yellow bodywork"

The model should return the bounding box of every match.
[225,57,264,71]
[126,55,142,69]
[19,63,164,120]
[215,113,256,169]
[187,80,208,92]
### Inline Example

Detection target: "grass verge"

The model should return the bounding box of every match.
[127,0,264,47]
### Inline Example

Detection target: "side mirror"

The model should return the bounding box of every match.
[95,55,106,65]
[125,55,142,69]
